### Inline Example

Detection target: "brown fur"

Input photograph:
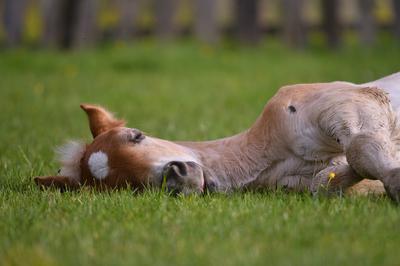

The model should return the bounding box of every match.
[79,128,152,189]
[80,104,125,138]
[34,175,80,191]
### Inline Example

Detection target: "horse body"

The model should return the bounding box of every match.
[35,72,400,200]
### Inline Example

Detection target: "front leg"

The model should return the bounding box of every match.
[345,133,400,201]
[245,174,311,192]
[276,175,311,192]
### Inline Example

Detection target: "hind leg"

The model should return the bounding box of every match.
[310,164,363,195]
[273,164,362,194]
[346,133,400,201]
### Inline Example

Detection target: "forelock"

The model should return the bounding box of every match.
[56,140,86,181]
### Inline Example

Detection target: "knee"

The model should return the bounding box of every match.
[345,133,395,179]
[346,134,385,163]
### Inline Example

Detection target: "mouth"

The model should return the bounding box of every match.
[202,171,218,193]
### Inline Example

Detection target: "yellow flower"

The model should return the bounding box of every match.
[328,172,336,182]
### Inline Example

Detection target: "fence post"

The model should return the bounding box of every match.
[393,0,400,38]
[3,0,28,47]
[357,0,376,45]
[41,0,64,48]
[115,0,139,41]
[281,0,306,48]
[321,0,341,48]
[154,0,178,39]
[235,0,260,44]
[194,0,219,44]
[72,0,99,49]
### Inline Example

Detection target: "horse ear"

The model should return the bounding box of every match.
[80,104,126,138]
[34,176,80,191]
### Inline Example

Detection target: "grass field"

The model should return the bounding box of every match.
[1,38,400,266]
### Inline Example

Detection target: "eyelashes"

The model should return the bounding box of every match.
[128,129,145,144]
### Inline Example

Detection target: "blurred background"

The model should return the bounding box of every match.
[0,0,399,49]
[1,4,400,265]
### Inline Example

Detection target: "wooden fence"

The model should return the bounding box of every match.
[1,0,400,49]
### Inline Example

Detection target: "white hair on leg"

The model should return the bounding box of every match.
[88,151,109,180]
[55,140,86,181]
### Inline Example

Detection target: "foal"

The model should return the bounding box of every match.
[35,73,400,201]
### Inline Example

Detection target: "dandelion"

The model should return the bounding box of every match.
[324,171,336,189]
[328,172,336,182]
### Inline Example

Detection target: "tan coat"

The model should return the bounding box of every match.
[35,73,400,200]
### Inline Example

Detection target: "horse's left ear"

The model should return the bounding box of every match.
[80,104,126,138]
[34,176,80,191]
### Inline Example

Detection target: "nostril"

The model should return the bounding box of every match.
[168,161,188,176]
[186,161,197,168]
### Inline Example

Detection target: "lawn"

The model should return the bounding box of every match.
[1,38,400,266]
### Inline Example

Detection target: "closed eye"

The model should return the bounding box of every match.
[128,129,145,143]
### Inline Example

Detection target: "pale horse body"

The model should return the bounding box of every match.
[178,72,400,197]
[35,72,400,200]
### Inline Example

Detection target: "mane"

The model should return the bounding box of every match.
[55,141,86,181]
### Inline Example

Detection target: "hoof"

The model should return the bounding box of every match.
[383,169,400,203]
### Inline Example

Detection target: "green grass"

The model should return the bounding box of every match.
[1,38,400,266]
